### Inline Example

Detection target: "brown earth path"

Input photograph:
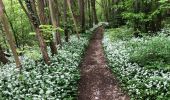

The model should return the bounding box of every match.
[78,27,130,100]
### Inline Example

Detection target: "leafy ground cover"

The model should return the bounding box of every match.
[106,26,134,41]
[0,35,90,100]
[103,27,170,100]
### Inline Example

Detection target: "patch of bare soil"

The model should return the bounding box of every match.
[78,27,130,100]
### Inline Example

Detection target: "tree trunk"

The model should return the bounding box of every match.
[37,0,47,24]
[134,0,140,31]
[0,0,21,68]
[35,28,50,64]
[49,0,61,45]
[54,0,62,45]
[49,41,57,56]
[91,0,98,24]
[78,0,85,33]
[19,0,50,65]
[64,0,69,42]
[67,0,80,39]
[0,45,8,64]
[87,0,93,27]
[37,0,57,56]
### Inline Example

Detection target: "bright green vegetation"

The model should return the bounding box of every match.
[103,27,170,100]
[106,26,134,41]
[128,35,170,70]
[0,35,89,99]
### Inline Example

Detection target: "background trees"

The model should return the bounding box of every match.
[0,0,99,65]
[105,0,170,33]
[0,0,170,65]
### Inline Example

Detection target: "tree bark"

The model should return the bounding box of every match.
[134,0,140,31]
[37,0,57,56]
[91,0,98,24]
[0,44,8,64]
[78,0,85,33]
[37,0,47,24]
[64,0,69,42]
[0,0,21,68]
[67,0,80,39]
[49,0,61,45]
[87,0,93,27]
[35,28,50,64]
[19,0,50,65]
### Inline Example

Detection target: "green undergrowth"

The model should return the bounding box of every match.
[0,34,90,100]
[103,27,170,99]
[127,35,170,70]
[106,26,134,41]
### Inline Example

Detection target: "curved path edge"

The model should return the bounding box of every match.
[78,27,130,100]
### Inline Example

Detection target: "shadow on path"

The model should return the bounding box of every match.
[78,27,130,100]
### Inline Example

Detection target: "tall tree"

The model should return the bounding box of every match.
[64,0,69,42]
[91,0,98,24]
[67,0,80,39]
[49,0,61,45]
[78,0,85,33]
[37,0,57,56]
[37,0,47,24]
[134,0,140,31]
[0,0,21,68]
[87,0,93,27]
[18,0,50,65]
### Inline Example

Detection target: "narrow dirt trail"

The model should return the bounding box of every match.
[78,27,129,100]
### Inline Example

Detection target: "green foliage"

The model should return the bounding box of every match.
[38,25,64,43]
[39,25,64,34]
[103,29,170,100]
[122,12,145,21]
[114,0,170,32]
[127,34,170,70]
[105,26,133,41]
[159,0,168,3]
[4,0,33,46]
[24,47,41,61]
[0,35,90,99]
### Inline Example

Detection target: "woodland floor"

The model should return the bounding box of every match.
[78,27,130,100]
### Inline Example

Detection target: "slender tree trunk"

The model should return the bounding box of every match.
[35,28,50,64]
[67,0,80,39]
[54,0,62,45]
[37,0,57,56]
[87,0,93,27]
[102,0,109,22]
[155,2,162,32]
[64,0,69,42]
[49,41,57,56]
[0,44,8,64]
[49,0,61,45]
[19,0,50,65]
[4,10,19,48]
[0,0,21,68]
[78,0,85,33]
[30,0,39,19]
[91,0,98,24]
[134,0,140,31]
[37,0,46,24]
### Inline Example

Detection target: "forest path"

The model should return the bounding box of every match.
[78,27,130,100]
